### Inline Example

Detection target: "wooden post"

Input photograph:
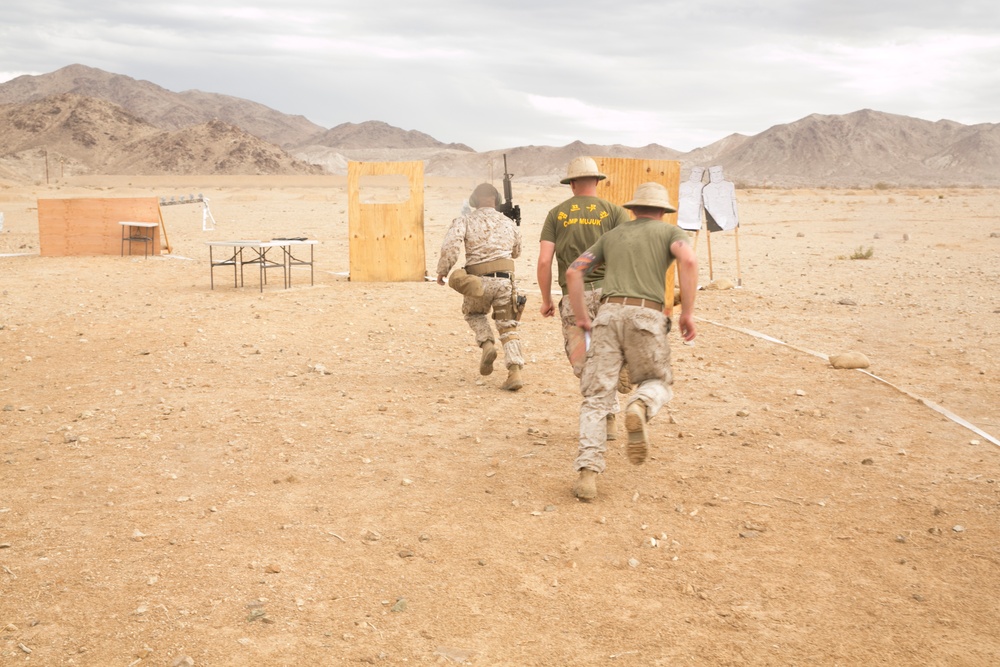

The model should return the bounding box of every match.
[734,226,743,286]
[706,226,715,281]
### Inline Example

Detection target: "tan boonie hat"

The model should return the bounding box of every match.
[469,183,500,208]
[560,156,607,184]
[624,182,677,213]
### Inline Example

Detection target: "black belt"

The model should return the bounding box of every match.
[482,272,511,279]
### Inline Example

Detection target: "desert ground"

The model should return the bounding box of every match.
[1,175,999,666]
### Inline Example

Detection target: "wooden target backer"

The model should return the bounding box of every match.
[347,161,426,282]
[37,197,162,257]
[593,158,681,314]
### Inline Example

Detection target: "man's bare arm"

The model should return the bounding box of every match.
[565,251,600,331]
[671,239,698,341]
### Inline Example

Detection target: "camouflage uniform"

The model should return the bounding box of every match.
[574,217,690,473]
[576,303,673,472]
[437,207,524,369]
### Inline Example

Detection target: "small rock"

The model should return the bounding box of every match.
[391,598,408,612]
[829,352,870,369]
[739,530,761,539]
[895,535,907,543]
[704,278,735,290]
[953,525,965,533]
[172,656,195,667]
[836,298,857,306]
[736,409,750,417]
[398,550,414,558]
[795,389,806,396]
[902,233,910,241]
[861,458,874,465]
[265,563,281,574]
[628,558,640,568]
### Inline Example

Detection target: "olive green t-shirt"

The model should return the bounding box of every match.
[540,196,630,294]
[587,217,691,304]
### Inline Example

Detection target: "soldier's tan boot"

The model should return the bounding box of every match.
[625,400,649,465]
[479,341,497,376]
[617,366,632,394]
[606,413,617,441]
[501,365,523,391]
[574,469,598,501]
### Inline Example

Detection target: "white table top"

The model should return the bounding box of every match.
[206,239,317,247]
[120,221,159,228]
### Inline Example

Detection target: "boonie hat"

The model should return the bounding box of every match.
[560,156,607,184]
[469,183,500,208]
[623,182,677,213]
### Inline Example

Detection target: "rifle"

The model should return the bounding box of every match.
[498,153,521,226]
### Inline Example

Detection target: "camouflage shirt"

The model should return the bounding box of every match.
[436,207,522,277]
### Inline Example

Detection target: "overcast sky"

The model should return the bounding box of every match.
[1,1,998,152]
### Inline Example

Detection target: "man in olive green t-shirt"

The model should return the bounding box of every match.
[538,157,631,438]
[565,182,698,501]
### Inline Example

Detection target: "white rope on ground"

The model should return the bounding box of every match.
[696,317,1000,448]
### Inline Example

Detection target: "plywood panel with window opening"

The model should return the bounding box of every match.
[347,161,425,282]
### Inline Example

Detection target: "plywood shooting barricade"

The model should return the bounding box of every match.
[206,239,317,292]
[593,157,682,313]
[347,160,426,282]
[38,197,165,257]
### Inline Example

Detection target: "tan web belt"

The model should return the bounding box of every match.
[601,296,664,312]
[466,258,515,276]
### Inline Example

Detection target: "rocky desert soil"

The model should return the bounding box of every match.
[1,176,999,666]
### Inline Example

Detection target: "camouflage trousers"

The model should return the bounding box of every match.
[558,288,604,378]
[462,276,524,369]
[576,302,674,473]
[559,289,621,415]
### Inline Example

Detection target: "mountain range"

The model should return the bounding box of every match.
[1,64,997,188]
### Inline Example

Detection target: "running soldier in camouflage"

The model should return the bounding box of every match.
[565,182,698,501]
[437,183,525,391]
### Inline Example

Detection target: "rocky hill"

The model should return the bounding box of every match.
[1,65,998,186]
[0,64,324,148]
[713,109,999,187]
[0,93,322,177]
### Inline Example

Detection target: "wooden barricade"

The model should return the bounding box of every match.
[347,161,426,282]
[37,197,162,257]
[593,158,681,313]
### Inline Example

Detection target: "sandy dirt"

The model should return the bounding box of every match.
[1,176,999,666]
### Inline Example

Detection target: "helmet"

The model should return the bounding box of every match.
[560,156,607,185]
[469,183,500,208]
